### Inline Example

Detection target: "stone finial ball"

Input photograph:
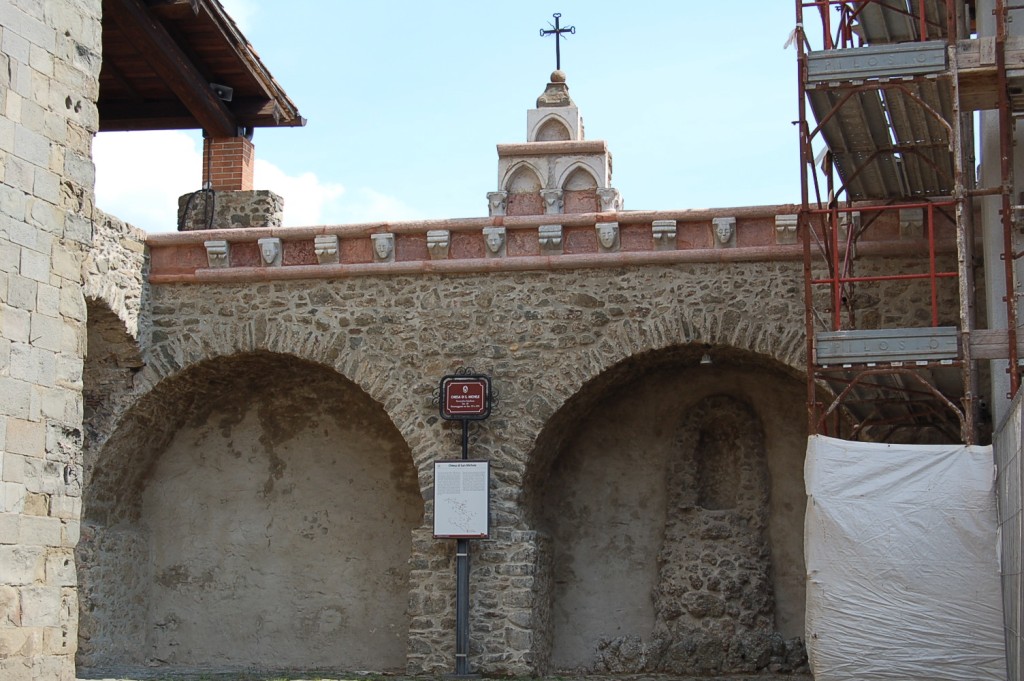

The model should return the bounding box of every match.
[551,70,567,83]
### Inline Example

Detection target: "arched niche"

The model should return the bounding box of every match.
[504,163,545,216]
[76,352,423,674]
[535,116,572,142]
[561,166,599,213]
[525,345,809,675]
[653,394,776,675]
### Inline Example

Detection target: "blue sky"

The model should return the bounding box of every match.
[93,3,799,233]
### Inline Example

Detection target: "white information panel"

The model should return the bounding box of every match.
[433,460,489,538]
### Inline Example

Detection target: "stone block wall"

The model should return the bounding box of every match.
[0,0,101,678]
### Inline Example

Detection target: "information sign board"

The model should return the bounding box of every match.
[433,460,489,538]
[439,375,491,420]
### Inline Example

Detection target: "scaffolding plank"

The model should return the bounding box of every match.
[856,0,949,44]
[857,1,917,44]
[970,329,1024,360]
[806,42,948,82]
[816,326,959,364]
[808,89,905,199]
[883,80,954,195]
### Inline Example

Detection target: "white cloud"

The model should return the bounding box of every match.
[93,130,202,233]
[253,163,420,226]
[253,160,344,227]
[336,188,421,225]
[94,131,420,232]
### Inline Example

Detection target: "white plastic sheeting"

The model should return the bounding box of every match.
[805,435,1007,681]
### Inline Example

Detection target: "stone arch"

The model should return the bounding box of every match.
[560,164,599,190]
[84,297,144,458]
[503,162,544,193]
[534,115,572,141]
[76,350,424,673]
[560,164,600,213]
[128,315,438,466]
[82,210,147,341]
[516,310,806,466]
[503,162,545,215]
[82,271,139,340]
[524,342,809,674]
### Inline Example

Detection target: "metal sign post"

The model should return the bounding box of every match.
[436,373,491,678]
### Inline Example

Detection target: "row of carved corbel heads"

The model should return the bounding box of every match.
[203,231,451,268]
[203,221,672,268]
[486,187,622,217]
[203,215,805,268]
[202,222,665,268]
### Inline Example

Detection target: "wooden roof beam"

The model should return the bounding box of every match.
[99,97,285,132]
[105,0,238,137]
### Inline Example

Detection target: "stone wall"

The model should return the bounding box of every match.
[77,246,958,676]
[534,355,808,675]
[80,211,145,484]
[176,189,283,231]
[83,210,146,339]
[0,1,101,679]
[82,262,813,676]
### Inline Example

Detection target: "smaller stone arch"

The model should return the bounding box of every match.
[503,162,545,215]
[533,115,572,141]
[560,164,599,190]
[504,162,544,192]
[560,164,600,213]
[83,209,147,340]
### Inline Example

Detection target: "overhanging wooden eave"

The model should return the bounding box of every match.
[105,0,238,137]
[99,0,306,134]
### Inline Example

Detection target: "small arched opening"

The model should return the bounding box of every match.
[535,117,572,141]
[504,164,545,215]
[561,166,599,213]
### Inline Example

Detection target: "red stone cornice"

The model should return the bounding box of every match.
[145,204,957,285]
[496,140,608,156]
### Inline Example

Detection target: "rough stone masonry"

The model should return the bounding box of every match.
[0,1,967,678]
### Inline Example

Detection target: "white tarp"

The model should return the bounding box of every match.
[805,435,1006,681]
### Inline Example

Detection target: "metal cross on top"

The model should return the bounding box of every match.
[539,13,575,71]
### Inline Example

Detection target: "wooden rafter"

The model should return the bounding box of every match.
[104,0,238,137]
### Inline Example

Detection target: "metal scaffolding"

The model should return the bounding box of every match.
[797,0,1021,444]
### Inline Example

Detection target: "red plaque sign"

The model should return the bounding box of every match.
[440,376,491,420]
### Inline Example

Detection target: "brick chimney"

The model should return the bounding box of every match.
[203,135,254,191]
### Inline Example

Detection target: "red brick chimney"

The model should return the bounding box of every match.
[202,136,254,191]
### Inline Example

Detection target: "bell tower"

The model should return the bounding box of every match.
[488,70,621,217]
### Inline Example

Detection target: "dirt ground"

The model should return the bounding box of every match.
[77,672,814,681]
